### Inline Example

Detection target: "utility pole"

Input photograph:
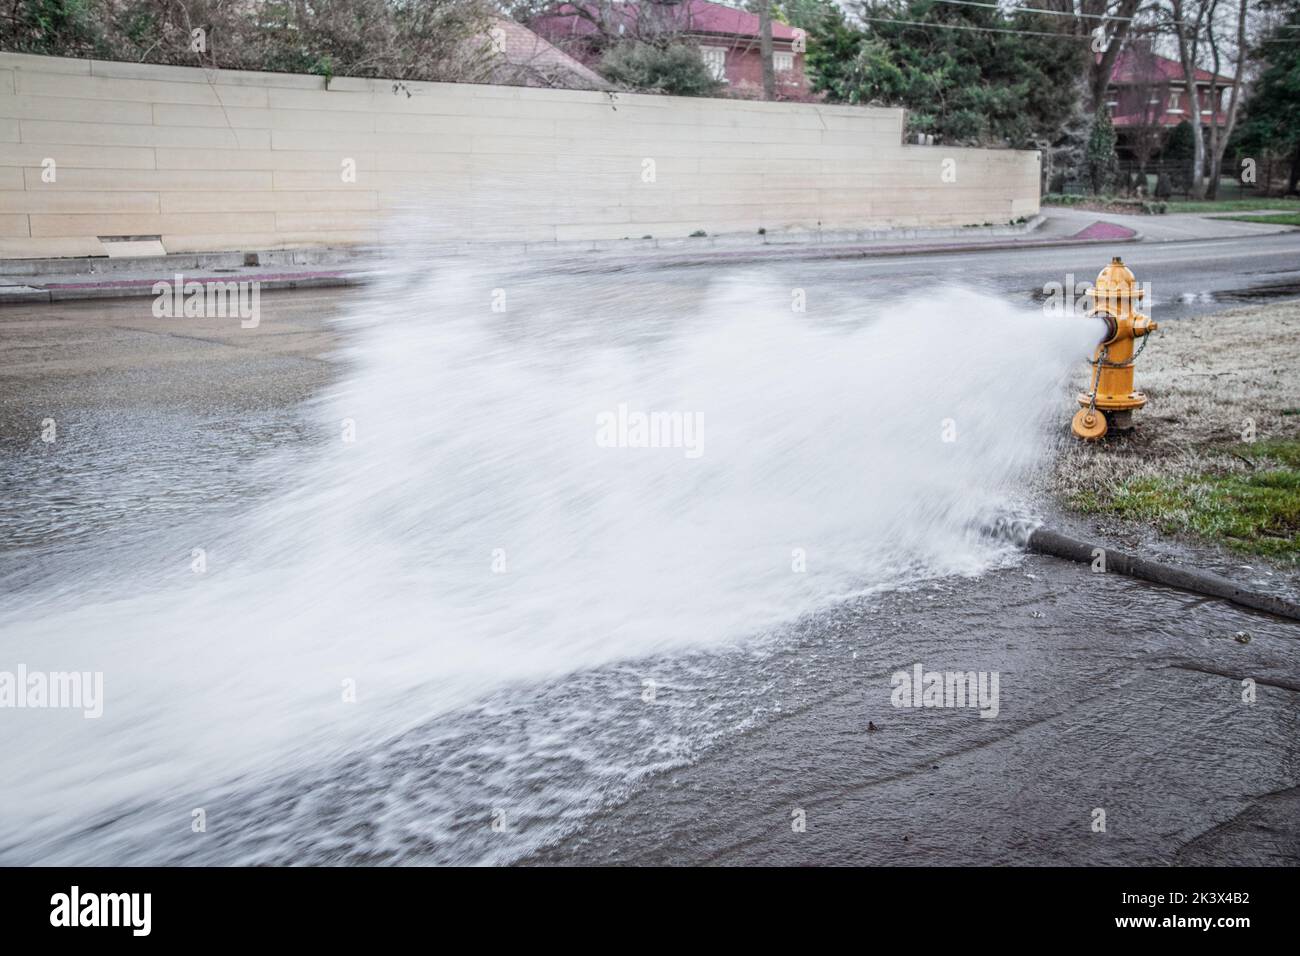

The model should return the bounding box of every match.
[759,0,775,100]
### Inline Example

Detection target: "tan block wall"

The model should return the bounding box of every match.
[0,52,1041,259]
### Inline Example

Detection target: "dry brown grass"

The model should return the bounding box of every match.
[1049,299,1300,504]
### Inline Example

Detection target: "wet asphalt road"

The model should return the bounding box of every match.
[1,230,1298,866]
[525,562,1300,866]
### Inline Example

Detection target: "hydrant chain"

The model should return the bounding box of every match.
[1091,334,1150,370]
[1086,346,1108,414]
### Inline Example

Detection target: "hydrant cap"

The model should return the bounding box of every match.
[1088,256,1141,306]
[1095,257,1136,292]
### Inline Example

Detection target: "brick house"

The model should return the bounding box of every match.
[1103,47,1235,160]
[529,0,811,99]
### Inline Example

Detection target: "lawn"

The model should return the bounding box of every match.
[1076,441,1300,562]
[1216,212,1300,227]
[1053,300,1300,566]
[1165,197,1300,214]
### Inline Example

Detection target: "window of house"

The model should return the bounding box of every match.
[700,46,727,82]
[1168,91,1181,112]
[773,51,794,73]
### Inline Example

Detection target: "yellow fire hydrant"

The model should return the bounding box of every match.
[1071,256,1158,440]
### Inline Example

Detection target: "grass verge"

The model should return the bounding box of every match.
[1216,212,1300,227]
[1051,300,1300,567]
[1164,197,1300,214]
[1067,441,1300,562]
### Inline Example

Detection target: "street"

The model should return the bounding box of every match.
[1,231,1298,866]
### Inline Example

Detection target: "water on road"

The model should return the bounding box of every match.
[1,238,1297,865]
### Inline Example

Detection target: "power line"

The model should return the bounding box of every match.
[930,0,1154,23]
[920,1,1194,30]
[859,14,1095,39]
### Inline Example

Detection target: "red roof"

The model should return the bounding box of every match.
[532,1,800,43]
[681,0,799,39]
[1107,49,1234,87]
[485,17,612,89]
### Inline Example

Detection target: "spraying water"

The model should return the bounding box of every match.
[0,248,1101,863]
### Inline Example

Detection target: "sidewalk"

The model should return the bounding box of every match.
[0,247,372,306]
[1042,204,1300,241]
[0,209,1240,306]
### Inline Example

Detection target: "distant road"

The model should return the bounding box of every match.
[774,230,1300,323]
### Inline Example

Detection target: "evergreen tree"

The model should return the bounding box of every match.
[804,1,1088,148]
[1085,104,1118,195]
[1164,120,1196,193]
[1235,1,1300,193]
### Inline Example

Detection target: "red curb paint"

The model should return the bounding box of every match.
[1071,221,1139,241]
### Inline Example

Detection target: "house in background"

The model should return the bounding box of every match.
[529,0,811,99]
[1104,47,1235,161]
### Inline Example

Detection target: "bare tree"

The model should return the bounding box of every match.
[2,0,500,83]
[1167,0,1212,198]
[757,0,775,100]
[1151,0,1253,200]
[1034,0,1145,109]
[1203,0,1250,198]
[513,0,698,52]
[1092,0,1146,109]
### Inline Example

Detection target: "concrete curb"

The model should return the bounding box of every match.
[472,214,1050,256]
[0,272,364,306]
[0,229,1140,306]
[1026,527,1300,623]
[564,231,1139,273]
[0,246,357,279]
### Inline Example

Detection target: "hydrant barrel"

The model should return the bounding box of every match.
[1071,257,1157,439]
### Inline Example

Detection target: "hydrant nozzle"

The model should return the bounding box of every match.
[1071,257,1158,440]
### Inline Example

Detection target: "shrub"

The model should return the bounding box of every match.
[600,42,723,97]
[1164,121,1195,192]
[1085,104,1118,195]
[0,0,497,82]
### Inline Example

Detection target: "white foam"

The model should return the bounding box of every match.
[0,255,1100,857]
